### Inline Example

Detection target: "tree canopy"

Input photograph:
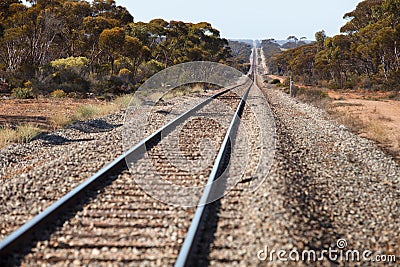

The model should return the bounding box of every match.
[0,0,235,96]
[267,0,400,90]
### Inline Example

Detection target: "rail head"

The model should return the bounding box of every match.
[175,47,257,267]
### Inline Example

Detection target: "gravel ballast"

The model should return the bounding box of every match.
[0,113,126,240]
[0,91,219,242]
[204,78,399,266]
[16,86,249,266]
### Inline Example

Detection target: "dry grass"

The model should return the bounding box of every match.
[0,124,41,148]
[366,121,390,144]
[148,91,165,102]
[328,104,400,160]
[276,82,400,160]
[377,114,394,122]
[0,94,134,149]
[72,104,102,121]
[70,94,133,122]
[330,102,363,108]
[3,100,125,147]
[0,128,16,147]
[17,124,41,143]
[50,89,68,98]
[330,109,389,143]
[112,94,132,109]
[129,84,207,107]
[49,114,73,129]
[289,86,332,109]
[163,84,206,100]
[332,111,366,133]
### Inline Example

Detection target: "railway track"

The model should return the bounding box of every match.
[173,48,259,267]
[0,49,258,266]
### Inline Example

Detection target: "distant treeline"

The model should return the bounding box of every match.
[265,0,400,91]
[0,0,246,97]
[227,40,252,73]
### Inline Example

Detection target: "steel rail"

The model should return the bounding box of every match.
[0,81,247,259]
[174,48,257,267]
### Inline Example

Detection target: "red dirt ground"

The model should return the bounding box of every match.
[0,98,101,129]
[266,74,400,159]
[328,90,400,158]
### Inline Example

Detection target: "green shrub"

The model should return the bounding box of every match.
[270,79,281,84]
[118,68,132,76]
[24,81,32,88]
[47,57,91,94]
[50,89,67,98]
[328,82,340,90]
[50,56,89,73]
[98,76,125,95]
[51,71,91,94]
[283,77,291,86]
[276,83,286,88]
[146,59,165,72]
[387,91,400,100]
[12,87,33,99]
[97,95,107,101]
[67,92,80,98]
[289,86,331,108]
[292,86,328,99]
[382,79,400,91]
[343,81,356,89]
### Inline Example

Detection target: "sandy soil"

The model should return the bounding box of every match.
[328,91,400,158]
[0,98,101,129]
[264,73,400,158]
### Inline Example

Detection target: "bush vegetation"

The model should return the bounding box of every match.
[282,85,332,108]
[50,89,67,98]
[0,1,241,98]
[11,87,33,99]
[270,79,281,84]
[264,0,400,91]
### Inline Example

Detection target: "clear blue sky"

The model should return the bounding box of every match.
[117,0,362,40]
